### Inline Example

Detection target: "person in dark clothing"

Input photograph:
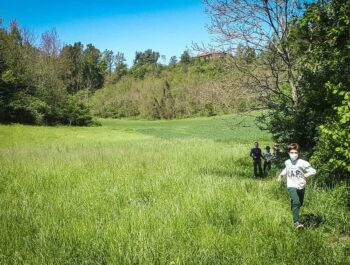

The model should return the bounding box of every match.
[250,142,263,177]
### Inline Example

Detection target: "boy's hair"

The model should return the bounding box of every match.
[288,143,300,153]
[266,146,270,150]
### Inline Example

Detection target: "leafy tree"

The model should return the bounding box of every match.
[180,50,191,64]
[82,44,107,90]
[0,20,36,123]
[59,42,85,93]
[62,90,95,126]
[312,87,350,184]
[103,49,115,74]
[111,52,128,82]
[133,49,160,66]
[289,0,349,150]
[169,56,178,67]
[0,21,97,126]
[7,92,47,124]
[115,52,126,67]
[300,0,350,183]
[112,63,128,82]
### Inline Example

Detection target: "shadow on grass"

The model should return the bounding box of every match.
[200,157,251,178]
[302,213,325,228]
[199,157,272,180]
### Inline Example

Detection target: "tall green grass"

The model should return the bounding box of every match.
[0,115,349,264]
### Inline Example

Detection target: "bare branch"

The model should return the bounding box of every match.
[200,0,312,105]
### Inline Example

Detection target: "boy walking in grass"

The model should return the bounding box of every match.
[250,142,262,177]
[277,143,316,229]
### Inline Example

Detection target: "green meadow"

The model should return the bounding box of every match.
[0,115,349,264]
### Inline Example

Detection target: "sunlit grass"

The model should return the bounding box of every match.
[0,115,349,264]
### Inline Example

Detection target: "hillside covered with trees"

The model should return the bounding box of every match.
[92,49,256,119]
[0,21,255,125]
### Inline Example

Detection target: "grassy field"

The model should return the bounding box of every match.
[0,114,349,264]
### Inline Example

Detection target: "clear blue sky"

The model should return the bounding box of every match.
[1,0,211,65]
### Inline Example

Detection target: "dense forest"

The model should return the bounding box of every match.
[0,0,349,184]
[0,23,103,126]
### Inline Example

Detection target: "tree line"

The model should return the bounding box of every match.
[0,22,109,125]
[93,51,254,119]
[0,19,254,124]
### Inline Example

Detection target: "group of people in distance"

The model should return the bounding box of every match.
[249,142,275,178]
[250,142,317,229]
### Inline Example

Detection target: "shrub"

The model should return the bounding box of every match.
[62,93,96,126]
[311,85,350,185]
[7,92,48,124]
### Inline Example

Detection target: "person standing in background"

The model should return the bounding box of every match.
[263,146,272,175]
[250,142,263,178]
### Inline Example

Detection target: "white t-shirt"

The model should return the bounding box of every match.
[264,151,272,162]
[280,159,316,189]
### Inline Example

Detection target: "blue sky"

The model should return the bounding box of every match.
[1,0,211,65]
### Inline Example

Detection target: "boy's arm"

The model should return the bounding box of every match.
[303,161,316,178]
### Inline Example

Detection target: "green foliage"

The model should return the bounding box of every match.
[0,22,99,126]
[298,0,350,184]
[8,92,47,124]
[0,20,253,125]
[82,44,107,90]
[133,49,160,66]
[1,69,16,84]
[129,63,163,79]
[103,49,114,74]
[180,50,191,64]
[59,42,85,93]
[312,85,350,184]
[0,21,38,123]
[62,91,95,126]
[236,44,256,63]
[259,0,350,163]
[151,80,176,119]
[112,63,128,82]
[92,58,250,120]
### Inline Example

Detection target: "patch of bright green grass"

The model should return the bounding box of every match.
[0,115,349,264]
[99,114,271,143]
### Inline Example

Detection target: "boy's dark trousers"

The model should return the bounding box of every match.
[263,160,271,174]
[253,159,262,177]
[287,188,305,223]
